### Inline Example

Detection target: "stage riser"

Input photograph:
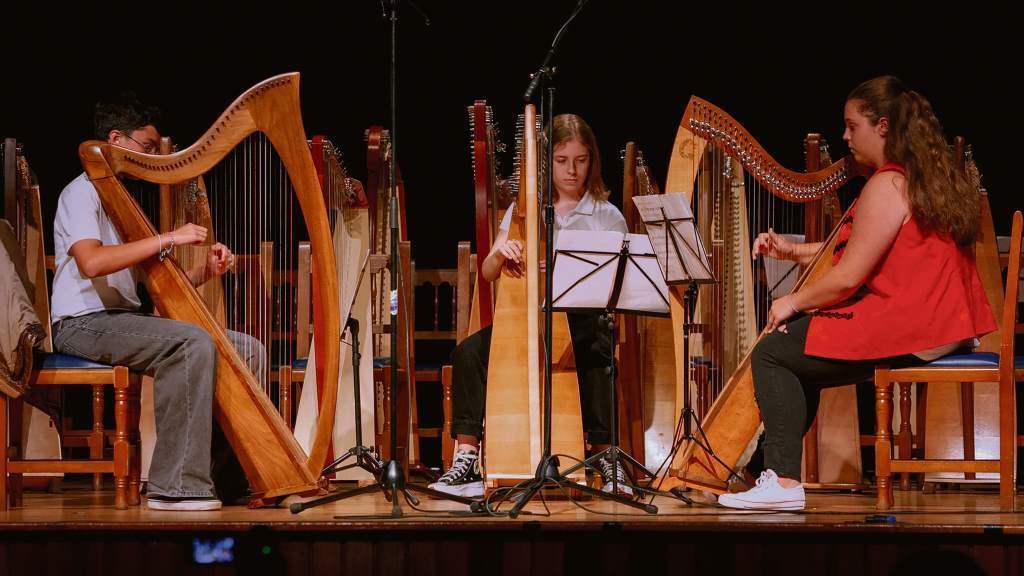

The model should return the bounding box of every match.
[1,532,1021,575]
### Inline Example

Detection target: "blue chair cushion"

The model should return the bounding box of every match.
[922,352,1024,369]
[926,352,999,367]
[39,353,113,370]
[271,358,308,371]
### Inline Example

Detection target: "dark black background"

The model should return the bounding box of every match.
[3,2,1016,266]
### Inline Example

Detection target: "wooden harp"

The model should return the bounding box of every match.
[78,73,341,506]
[483,105,585,487]
[665,96,856,493]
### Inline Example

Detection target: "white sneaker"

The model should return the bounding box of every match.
[146,494,223,511]
[716,469,805,511]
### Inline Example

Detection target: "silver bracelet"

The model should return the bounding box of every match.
[159,232,174,261]
[789,301,802,316]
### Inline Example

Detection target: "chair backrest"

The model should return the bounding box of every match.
[976,193,1005,353]
[294,242,312,358]
[1000,211,1022,375]
[23,185,52,353]
[996,234,1024,311]
[411,263,458,343]
[455,241,476,344]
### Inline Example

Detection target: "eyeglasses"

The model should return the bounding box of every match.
[122,132,157,154]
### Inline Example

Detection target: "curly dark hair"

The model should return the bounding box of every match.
[848,76,979,247]
[93,91,162,140]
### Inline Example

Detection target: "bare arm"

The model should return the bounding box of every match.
[766,171,909,331]
[481,225,523,282]
[790,241,825,266]
[70,223,208,279]
[751,229,823,267]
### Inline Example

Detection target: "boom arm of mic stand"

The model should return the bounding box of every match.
[522,0,587,102]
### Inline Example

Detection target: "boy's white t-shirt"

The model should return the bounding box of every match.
[51,172,141,323]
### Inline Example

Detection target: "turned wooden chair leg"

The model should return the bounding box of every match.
[898,382,913,490]
[875,371,894,510]
[112,368,130,510]
[961,382,976,481]
[90,384,105,492]
[127,376,142,506]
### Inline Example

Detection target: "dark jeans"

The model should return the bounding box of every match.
[750,314,923,480]
[451,312,614,445]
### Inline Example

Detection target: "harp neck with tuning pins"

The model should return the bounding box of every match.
[365,126,409,359]
[467,99,512,332]
[78,73,341,506]
[291,135,376,481]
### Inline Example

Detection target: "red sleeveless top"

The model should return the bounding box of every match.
[804,163,996,360]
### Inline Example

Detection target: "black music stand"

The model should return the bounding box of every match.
[289,252,383,513]
[482,230,660,516]
[631,193,730,501]
[549,229,675,500]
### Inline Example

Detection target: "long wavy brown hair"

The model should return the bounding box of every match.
[847,76,979,246]
[550,114,610,202]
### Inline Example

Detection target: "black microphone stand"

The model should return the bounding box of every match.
[295,0,472,517]
[375,0,476,518]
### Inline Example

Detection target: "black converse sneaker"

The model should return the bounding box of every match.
[428,448,485,497]
[596,454,633,496]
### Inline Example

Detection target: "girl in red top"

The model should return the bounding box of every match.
[718,76,997,511]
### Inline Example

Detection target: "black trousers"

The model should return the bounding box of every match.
[750,314,923,480]
[450,312,614,445]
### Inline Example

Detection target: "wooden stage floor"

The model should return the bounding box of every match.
[3,480,1024,575]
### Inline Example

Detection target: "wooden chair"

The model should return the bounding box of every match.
[229,241,303,426]
[996,233,1024,385]
[374,241,416,470]
[1,185,142,510]
[810,189,1006,493]
[275,242,312,429]
[409,256,459,468]
[875,210,1022,510]
[897,192,1007,493]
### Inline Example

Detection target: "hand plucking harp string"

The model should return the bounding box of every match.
[171,222,209,247]
[755,229,801,334]
[169,222,234,282]
[765,294,800,334]
[498,239,525,278]
[207,242,234,277]
[751,227,795,261]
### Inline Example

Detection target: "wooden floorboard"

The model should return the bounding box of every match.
[2,480,1023,534]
